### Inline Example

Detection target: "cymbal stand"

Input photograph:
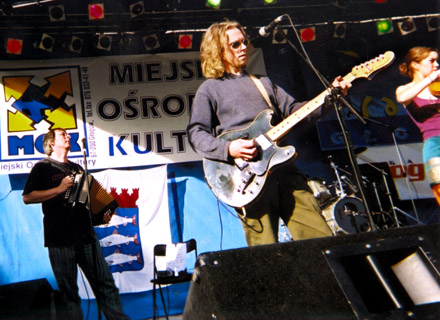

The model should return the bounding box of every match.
[361,117,421,224]
[329,160,346,199]
[371,181,397,229]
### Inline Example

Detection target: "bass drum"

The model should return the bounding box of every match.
[321,197,370,235]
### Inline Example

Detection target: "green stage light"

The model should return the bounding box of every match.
[376,19,393,35]
[264,0,277,4]
[206,0,221,8]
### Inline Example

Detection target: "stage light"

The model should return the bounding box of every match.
[69,36,83,53]
[89,3,104,20]
[333,23,346,38]
[332,0,350,9]
[376,19,393,35]
[264,0,277,4]
[49,5,65,21]
[120,34,133,48]
[0,3,12,16]
[426,17,440,32]
[272,28,287,44]
[39,33,55,52]
[130,1,144,18]
[374,0,387,3]
[97,34,112,51]
[206,0,221,9]
[398,18,416,36]
[6,38,22,55]
[178,34,193,49]
[300,27,316,42]
[143,34,159,50]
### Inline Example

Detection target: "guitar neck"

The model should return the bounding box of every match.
[266,73,355,142]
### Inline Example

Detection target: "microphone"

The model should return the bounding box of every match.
[258,14,286,37]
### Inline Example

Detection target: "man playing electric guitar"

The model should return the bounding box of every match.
[187,21,351,246]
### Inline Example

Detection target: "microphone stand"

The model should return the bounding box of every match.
[81,139,103,320]
[277,15,376,231]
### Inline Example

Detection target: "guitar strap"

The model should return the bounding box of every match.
[249,74,282,121]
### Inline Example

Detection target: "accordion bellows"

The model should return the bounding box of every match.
[65,172,119,225]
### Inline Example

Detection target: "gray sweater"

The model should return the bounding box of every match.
[187,72,307,162]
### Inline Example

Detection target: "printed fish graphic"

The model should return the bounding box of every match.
[105,249,142,267]
[99,229,139,247]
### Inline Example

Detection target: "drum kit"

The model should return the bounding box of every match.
[308,160,370,236]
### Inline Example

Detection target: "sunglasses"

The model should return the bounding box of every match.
[230,38,249,49]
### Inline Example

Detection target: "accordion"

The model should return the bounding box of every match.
[64,172,119,226]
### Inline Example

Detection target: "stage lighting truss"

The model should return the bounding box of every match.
[49,5,65,21]
[39,33,55,52]
[97,34,112,51]
[130,1,144,18]
[397,18,416,36]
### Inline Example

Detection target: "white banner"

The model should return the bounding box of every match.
[78,165,170,297]
[357,143,432,200]
[0,50,266,174]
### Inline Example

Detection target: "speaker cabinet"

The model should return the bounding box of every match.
[183,224,440,319]
[0,278,53,320]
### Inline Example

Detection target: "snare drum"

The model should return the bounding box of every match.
[307,178,333,209]
[321,196,370,235]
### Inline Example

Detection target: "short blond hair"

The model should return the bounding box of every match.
[200,21,247,79]
[42,128,65,155]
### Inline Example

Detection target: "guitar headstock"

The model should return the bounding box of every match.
[350,51,395,80]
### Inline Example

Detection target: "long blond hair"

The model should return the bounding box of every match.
[200,21,247,79]
[399,46,438,78]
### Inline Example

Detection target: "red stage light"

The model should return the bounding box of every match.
[375,0,387,3]
[6,38,23,55]
[89,3,104,20]
[178,34,193,49]
[300,27,316,42]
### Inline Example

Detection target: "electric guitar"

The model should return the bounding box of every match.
[203,51,395,208]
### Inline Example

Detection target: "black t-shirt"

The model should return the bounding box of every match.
[23,158,94,247]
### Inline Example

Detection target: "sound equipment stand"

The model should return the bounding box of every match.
[279,15,376,231]
[81,139,103,320]
[359,117,422,225]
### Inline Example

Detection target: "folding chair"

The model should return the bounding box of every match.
[150,238,197,320]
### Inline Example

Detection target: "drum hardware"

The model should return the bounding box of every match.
[307,178,333,209]
[321,196,369,235]
[358,118,421,225]
[319,159,370,235]
[361,161,422,228]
